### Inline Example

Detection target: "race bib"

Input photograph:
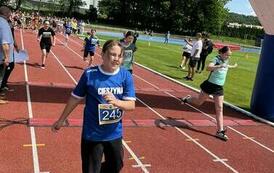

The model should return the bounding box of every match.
[98,104,123,125]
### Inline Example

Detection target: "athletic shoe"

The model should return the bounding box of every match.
[180,95,191,104]
[0,86,14,92]
[182,66,185,70]
[41,64,45,69]
[216,129,228,141]
[0,99,8,105]
[183,76,189,80]
[187,77,193,81]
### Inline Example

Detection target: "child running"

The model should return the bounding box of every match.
[82,29,100,66]
[37,20,55,69]
[52,40,136,173]
[63,20,72,46]
[120,31,137,74]
[180,46,237,141]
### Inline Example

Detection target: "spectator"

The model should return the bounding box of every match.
[196,32,214,73]
[184,33,203,81]
[0,6,14,104]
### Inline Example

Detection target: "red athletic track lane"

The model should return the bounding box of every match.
[0,29,274,173]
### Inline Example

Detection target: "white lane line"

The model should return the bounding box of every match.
[163,91,274,153]
[133,68,274,153]
[59,36,239,172]
[20,29,40,173]
[122,141,150,173]
[49,50,150,173]
[137,98,239,173]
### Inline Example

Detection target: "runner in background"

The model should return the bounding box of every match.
[180,46,237,141]
[52,40,136,173]
[37,20,55,69]
[82,28,100,66]
[120,31,137,74]
[63,19,72,46]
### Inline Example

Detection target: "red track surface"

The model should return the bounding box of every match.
[0,29,274,173]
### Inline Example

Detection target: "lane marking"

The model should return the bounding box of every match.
[186,138,199,141]
[137,98,238,173]
[139,75,274,153]
[50,48,150,173]
[129,156,145,160]
[23,144,45,147]
[213,159,228,162]
[20,28,41,173]
[243,136,255,140]
[132,164,151,168]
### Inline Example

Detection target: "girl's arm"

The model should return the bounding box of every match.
[52,96,82,132]
[103,92,135,111]
[228,63,238,68]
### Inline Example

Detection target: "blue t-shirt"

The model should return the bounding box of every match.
[208,56,229,86]
[0,17,14,63]
[84,36,99,52]
[72,66,136,141]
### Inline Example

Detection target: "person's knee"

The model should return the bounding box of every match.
[215,104,223,112]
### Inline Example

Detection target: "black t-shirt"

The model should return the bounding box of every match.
[38,27,55,45]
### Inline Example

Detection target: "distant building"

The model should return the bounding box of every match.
[82,0,101,9]
[227,22,263,29]
[27,0,101,10]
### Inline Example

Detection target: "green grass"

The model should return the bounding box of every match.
[95,34,259,110]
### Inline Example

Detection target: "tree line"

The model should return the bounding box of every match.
[1,0,264,41]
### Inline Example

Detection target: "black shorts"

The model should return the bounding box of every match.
[40,43,51,53]
[84,50,95,57]
[81,137,124,173]
[182,52,191,59]
[189,57,199,68]
[200,80,224,96]
[65,31,71,36]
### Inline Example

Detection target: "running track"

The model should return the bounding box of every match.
[0,29,274,173]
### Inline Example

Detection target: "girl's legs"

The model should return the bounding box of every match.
[180,55,186,68]
[81,139,104,173]
[64,34,68,46]
[41,49,47,68]
[88,55,94,66]
[182,90,209,106]
[183,57,189,69]
[213,95,228,140]
[213,95,224,131]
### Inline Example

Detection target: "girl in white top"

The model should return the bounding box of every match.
[180,38,192,69]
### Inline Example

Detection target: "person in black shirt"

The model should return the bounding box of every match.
[37,20,55,69]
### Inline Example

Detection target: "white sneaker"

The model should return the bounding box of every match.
[180,95,191,104]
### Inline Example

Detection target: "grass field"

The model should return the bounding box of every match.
[90,34,260,110]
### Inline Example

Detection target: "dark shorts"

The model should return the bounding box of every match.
[189,57,199,68]
[81,137,124,173]
[182,52,191,59]
[65,31,71,36]
[84,50,95,57]
[200,80,224,96]
[40,43,51,53]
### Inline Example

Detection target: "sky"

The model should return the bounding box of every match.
[225,0,256,16]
